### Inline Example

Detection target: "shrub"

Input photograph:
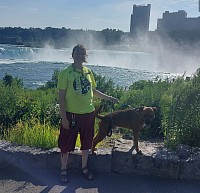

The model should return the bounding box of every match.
[5,119,59,149]
[3,73,23,87]
[164,80,200,148]
[1,69,200,149]
[38,69,59,90]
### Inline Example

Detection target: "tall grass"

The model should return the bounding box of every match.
[4,118,115,149]
[5,119,59,149]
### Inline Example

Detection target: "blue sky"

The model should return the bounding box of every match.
[0,0,199,32]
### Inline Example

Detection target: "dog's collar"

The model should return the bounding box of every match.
[134,107,144,120]
[134,107,144,114]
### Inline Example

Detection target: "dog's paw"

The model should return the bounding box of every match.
[136,150,143,155]
[91,148,97,155]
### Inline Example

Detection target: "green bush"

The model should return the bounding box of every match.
[1,68,200,149]
[3,73,23,87]
[0,74,59,131]
[38,69,59,90]
[164,79,200,148]
[5,119,58,149]
[118,78,172,138]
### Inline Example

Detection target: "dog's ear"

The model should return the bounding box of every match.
[152,107,157,112]
[139,106,144,113]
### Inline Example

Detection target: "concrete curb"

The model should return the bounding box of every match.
[0,140,112,173]
[1,139,200,180]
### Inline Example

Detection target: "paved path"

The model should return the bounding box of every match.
[1,161,200,193]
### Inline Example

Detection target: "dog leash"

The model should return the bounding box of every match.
[120,103,131,109]
[107,102,132,137]
[107,102,114,137]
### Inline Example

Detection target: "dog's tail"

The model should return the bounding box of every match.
[94,105,105,119]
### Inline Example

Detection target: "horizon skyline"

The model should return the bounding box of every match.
[0,0,199,32]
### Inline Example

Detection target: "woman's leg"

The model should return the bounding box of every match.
[81,149,89,169]
[60,152,69,182]
[61,152,69,171]
[79,112,95,180]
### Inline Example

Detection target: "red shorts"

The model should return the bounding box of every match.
[58,111,95,153]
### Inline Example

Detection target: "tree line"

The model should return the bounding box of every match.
[0,27,126,48]
[0,26,200,49]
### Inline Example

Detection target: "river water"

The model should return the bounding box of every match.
[0,44,190,89]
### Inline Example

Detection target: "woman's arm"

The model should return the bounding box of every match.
[93,89,119,104]
[59,89,70,129]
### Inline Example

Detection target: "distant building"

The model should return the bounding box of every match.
[157,10,200,32]
[130,4,151,36]
[199,0,200,12]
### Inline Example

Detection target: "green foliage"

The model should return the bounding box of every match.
[38,69,59,90]
[0,77,59,131]
[164,78,200,148]
[3,73,23,87]
[5,119,58,149]
[3,73,13,86]
[192,68,200,87]
[93,72,124,111]
[0,80,25,128]
[1,69,200,149]
[118,78,172,138]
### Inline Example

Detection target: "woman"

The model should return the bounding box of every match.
[57,44,118,182]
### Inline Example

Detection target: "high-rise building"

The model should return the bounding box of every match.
[199,0,200,12]
[157,10,200,32]
[130,4,151,36]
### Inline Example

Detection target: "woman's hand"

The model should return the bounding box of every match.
[108,96,119,104]
[62,118,70,130]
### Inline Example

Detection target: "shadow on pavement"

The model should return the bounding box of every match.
[1,161,200,193]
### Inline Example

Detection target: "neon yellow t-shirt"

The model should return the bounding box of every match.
[57,64,97,114]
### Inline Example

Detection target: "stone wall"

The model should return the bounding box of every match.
[0,139,200,180]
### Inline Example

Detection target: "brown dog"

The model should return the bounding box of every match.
[92,106,156,154]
